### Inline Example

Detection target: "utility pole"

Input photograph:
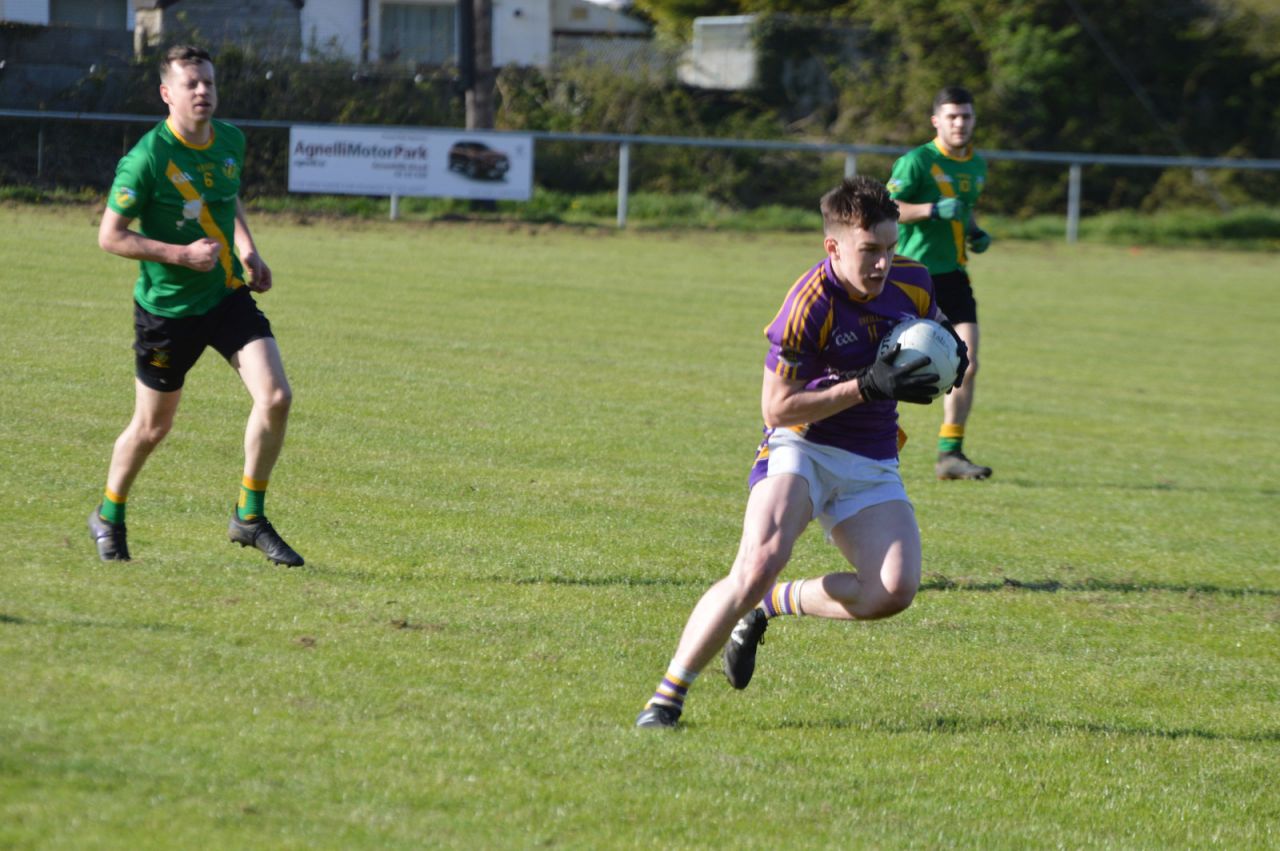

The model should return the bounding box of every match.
[458,0,496,211]
[463,0,494,131]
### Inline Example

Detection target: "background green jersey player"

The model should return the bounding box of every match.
[888,86,994,480]
[89,45,303,566]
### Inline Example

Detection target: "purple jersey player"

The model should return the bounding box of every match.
[636,176,969,729]
[751,249,941,481]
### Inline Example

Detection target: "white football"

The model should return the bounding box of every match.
[877,318,961,399]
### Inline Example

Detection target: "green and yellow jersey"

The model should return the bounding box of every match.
[107,118,247,317]
[887,140,987,275]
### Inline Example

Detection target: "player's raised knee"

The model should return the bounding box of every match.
[862,580,917,619]
[879,585,917,617]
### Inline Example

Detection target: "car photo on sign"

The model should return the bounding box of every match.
[448,141,511,181]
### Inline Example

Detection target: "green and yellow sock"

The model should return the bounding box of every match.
[100,489,127,525]
[939,423,965,455]
[236,477,268,521]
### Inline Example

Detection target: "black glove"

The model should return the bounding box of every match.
[940,320,969,391]
[967,228,992,253]
[854,344,938,405]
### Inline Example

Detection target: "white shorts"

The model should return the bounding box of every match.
[762,430,911,536]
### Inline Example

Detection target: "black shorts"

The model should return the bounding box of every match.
[133,287,273,392]
[932,269,978,326]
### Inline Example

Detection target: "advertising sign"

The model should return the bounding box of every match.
[288,125,533,201]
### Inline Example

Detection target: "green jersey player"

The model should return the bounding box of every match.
[888,86,994,480]
[89,45,303,566]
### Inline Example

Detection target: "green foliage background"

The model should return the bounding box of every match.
[815,0,1280,214]
[2,0,1278,215]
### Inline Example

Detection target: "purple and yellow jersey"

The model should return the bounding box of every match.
[752,254,937,475]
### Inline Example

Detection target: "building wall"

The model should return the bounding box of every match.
[367,0,452,66]
[551,0,646,36]
[137,0,302,59]
[51,0,131,29]
[4,0,648,70]
[493,0,549,67]
[0,21,134,108]
[299,0,362,60]
[0,0,49,24]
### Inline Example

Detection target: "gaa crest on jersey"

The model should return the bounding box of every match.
[177,198,204,229]
[115,187,138,209]
[222,157,239,179]
[885,178,902,194]
[833,328,859,347]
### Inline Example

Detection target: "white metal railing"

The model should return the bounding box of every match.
[5,108,1279,240]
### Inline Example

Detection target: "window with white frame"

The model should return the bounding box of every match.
[380,2,456,65]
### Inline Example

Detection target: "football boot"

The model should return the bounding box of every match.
[635,703,682,729]
[723,608,769,690]
[88,507,130,561]
[228,510,305,566]
[936,450,993,480]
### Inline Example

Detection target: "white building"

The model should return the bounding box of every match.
[0,0,649,69]
[300,0,649,68]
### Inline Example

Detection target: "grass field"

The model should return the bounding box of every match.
[2,203,1278,848]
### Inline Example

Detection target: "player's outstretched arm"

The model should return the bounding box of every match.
[98,208,219,271]
[894,199,935,223]
[234,199,272,292]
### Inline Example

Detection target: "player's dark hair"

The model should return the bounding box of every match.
[933,86,974,113]
[160,44,213,78]
[820,176,899,233]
